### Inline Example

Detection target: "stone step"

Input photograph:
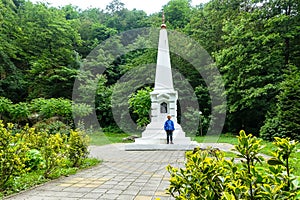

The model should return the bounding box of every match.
[134,137,192,144]
[125,142,198,151]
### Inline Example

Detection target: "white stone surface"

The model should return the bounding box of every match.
[154,28,174,91]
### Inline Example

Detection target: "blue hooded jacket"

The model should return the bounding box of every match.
[164,119,175,131]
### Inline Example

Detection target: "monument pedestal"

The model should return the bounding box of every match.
[125,122,198,151]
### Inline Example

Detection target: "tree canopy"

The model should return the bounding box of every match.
[0,0,299,140]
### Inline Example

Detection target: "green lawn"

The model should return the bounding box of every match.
[192,133,239,145]
[88,132,136,146]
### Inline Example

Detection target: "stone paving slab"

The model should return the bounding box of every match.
[5,144,188,200]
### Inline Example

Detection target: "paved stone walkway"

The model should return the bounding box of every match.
[4,141,272,200]
[5,144,190,200]
[5,142,245,200]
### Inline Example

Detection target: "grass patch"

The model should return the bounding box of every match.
[88,132,136,146]
[192,133,239,145]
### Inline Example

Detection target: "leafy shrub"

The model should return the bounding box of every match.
[167,130,300,199]
[9,102,30,124]
[33,120,71,135]
[30,98,72,123]
[0,121,95,195]
[128,87,152,128]
[30,98,93,125]
[0,97,93,127]
[0,122,29,189]
[41,133,68,178]
[0,97,13,122]
[21,125,48,150]
[25,149,45,171]
[67,130,89,167]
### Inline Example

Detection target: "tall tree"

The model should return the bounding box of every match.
[215,0,300,134]
[15,2,81,99]
[105,0,125,14]
[0,0,28,102]
[163,0,192,29]
[260,67,300,141]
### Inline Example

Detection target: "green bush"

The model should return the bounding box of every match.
[128,87,152,128]
[30,98,93,126]
[9,102,31,124]
[30,98,72,123]
[33,120,71,135]
[67,130,89,167]
[167,130,300,199]
[42,133,68,178]
[0,121,93,193]
[0,97,93,127]
[25,149,45,171]
[0,122,29,190]
[0,97,13,123]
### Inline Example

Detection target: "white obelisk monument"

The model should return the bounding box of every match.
[125,14,196,150]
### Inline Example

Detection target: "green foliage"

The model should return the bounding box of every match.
[0,122,29,190]
[260,68,300,141]
[105,0,148,32]
[163,0,192,29]
[268,137,299,189]
[1,0,299,140]
[42,133,68,178]
[182,107,209,136]
[19,2,81,99]
[29,98,92,125]
[30,98,72,122]
[128,87,152,128]
[25,149,45,171]
[67,130,89,167]
[9,102,30,124]
[0,97,13,121]
[0,97,93,126]
[72,102,94,119]
[167,130,300,199]
[0,121,94,194]
[212,0,300,134]
[33,120,71,135]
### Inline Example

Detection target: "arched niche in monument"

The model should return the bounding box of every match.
[160,102,168,113]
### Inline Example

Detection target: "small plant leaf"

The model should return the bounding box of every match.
[267,158,284,166]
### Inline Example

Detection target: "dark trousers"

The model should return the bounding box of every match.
[166,130,173,144]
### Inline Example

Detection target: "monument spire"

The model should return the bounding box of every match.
[154,11,173,91]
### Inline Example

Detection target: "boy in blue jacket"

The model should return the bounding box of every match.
[164,114,175,144]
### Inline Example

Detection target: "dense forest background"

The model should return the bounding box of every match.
[0,0,299,140]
